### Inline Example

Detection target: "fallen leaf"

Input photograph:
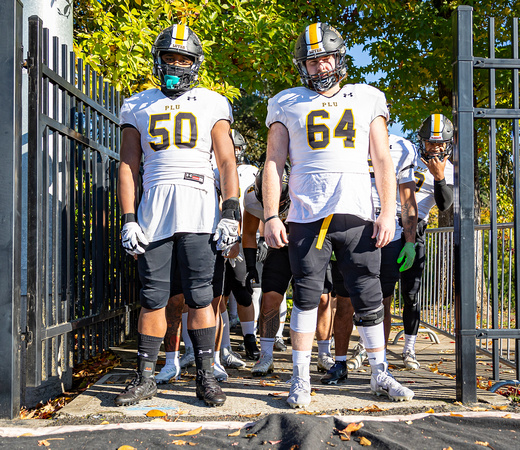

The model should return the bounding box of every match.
[171,426,202,437]
[259,380,276,387]
[443,447,454,450]
[475,441,491,447]
[310,391,317,396]
[245,433,257,438]
[18,433,33,437]
[146,409,167,417]
[344,422,364,433]
[470,407,489,412]
[118,446,137,450]
[227,429,241,437]
[100,420,109,425]
[359,436,372,446]
[492,405,508,411]
[269,440,282,444]
[503,414,512,419]
[239,413,261,418]
[362,405,386,412]
[425,408,435,413]
[450,413,464,417]
[296,411,319,415]
[171,440,188,445]
[339,435,350,441]
[38,441,50,447]
[405,421,413,425]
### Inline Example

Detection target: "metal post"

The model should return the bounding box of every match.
[452,5,477,403]
[0,0,23,418]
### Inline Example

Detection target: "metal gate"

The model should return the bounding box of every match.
[453,6,520,402]
[24,15,139,400]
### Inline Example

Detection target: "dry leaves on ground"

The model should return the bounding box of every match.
[170,426,202,437]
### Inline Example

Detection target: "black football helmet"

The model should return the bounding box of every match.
[152,24,204,97]
[417,114,454,161]
[293,23,347,92]
[231,129,247,164]
[254,164,291,218]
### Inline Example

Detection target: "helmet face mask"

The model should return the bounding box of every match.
[152,24,204,97]
[293,23,347,92]
[255,165,291,217]
[417,114,454,162]
[231,130,247,164]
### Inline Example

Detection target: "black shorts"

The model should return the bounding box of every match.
[223,254,252,307]
[137,233,217,310]
[288,214,381,315]
[171,251,225,299]
[261,246,292,295]
[380,239,402,298]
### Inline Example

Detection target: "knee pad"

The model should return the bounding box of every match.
[354,305,384,327]
[290,305,318,334]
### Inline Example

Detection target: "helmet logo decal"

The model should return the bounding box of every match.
[170,24,188,50]
[306,23,325,55]
[430,114,443,140]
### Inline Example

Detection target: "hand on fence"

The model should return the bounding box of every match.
[121,222,149,256]
[397,242,416,272]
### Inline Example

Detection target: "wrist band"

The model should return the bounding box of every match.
[122,213,137,225]
[265,214,279,223]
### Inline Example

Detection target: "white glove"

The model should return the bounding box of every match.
[213,218,240,251]
[121,222,149,255]
[227,253,244,268]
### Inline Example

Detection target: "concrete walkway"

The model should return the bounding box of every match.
[57,324,510,421]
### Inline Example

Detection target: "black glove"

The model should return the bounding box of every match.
[244,247,259,295]
[256,237,268,263]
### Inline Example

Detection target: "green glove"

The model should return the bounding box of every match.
[397,242,416,272]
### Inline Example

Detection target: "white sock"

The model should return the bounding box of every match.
[164,351,179,367]
[241,321,255,336]
[228,295,238,316]
[260,337,275,356]
[317,340,331,355]
[335,355,347,362]
[404,334,417,354]
[292,349,311,380]
[357,322,386,370]
[221,311,231,348]
[277,297,287,338]
[252,288,262,332]
[181,312,192,349]
[214,350,221,365]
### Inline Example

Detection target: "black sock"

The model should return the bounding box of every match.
[137,333,163,363]
[188,326,216,371]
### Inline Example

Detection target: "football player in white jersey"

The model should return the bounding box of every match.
[263,22,414,407]
[400,114,454,369]
[322,134,418,385]
[115,24,240,408]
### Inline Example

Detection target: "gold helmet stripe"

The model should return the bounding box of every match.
[430,114,443,140]
[306,23,324,52]
[173,24,187,46]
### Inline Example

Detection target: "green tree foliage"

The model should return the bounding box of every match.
[74,1,520,220]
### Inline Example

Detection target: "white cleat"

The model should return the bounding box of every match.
[213,359,228,382]
[402,350,420,370]
[346,343,367,371]
[252,351,274,376]
[155,365,181,384]
[317,352,334,373]
[179,347,195,369]
[287,376,311,408]
[221,346,246,369]
[370,363,414,402]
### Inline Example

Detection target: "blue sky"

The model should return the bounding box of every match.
[349,44,404,138]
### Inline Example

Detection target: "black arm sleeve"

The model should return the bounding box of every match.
[434,178,454,211]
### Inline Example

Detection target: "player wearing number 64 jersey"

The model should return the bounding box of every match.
[263,22,414,407]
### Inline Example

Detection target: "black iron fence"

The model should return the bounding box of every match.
[25,16,139,398]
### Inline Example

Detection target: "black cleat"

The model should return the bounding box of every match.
[196,370,226,407]
[320,361,348,385]
[244,334,260,360]
[114,372,157,406]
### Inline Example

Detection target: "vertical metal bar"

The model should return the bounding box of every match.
[452,5,477,403]
[26,14,43,388]
[511,17,520,381]
[0,0,22,418]
[487,18,500,381]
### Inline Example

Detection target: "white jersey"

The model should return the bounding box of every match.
[370,135,416,242]
[414,156,454,222]
[266,84,388,223]
[120,87,233,241]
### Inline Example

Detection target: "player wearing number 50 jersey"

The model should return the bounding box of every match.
[116,24,240,409]
[263,22,414,408]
